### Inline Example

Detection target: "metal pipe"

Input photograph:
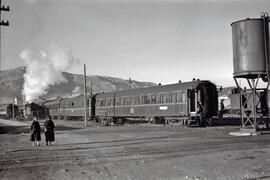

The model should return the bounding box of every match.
[0,0,1,73]
[261,12,270,129]
[262,13,270,85]
[252,79,257,129]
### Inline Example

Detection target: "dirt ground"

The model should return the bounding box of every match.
[1,119,270,180]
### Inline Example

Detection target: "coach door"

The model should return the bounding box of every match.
[187,89,197,114]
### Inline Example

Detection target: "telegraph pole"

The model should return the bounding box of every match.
[0,0,10,71]
[128,77,132,89]
[84,64,88,127]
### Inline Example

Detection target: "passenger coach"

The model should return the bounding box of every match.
[93,79,218,126]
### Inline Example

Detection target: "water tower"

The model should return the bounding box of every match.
[231,12,270,134]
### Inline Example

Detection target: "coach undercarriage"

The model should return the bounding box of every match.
[97,114,209,127]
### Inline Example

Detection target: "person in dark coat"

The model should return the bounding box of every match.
[218,99,225,118]
[44,116,55,146]
[30,116,41,146]
[196,101,205,127]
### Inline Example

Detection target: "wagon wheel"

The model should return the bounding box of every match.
[185,119,192,127]
[206,118,212,126]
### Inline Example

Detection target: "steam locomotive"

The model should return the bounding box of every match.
[44,79,218,126]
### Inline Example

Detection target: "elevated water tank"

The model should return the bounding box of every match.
[231,18,269,78]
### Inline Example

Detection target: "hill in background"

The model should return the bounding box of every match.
[0,67,156,105]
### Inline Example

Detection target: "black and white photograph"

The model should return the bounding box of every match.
[0,0,270,179]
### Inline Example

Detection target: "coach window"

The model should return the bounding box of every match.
[125,98,128,105]
[117,98,121,106]
[166,93,171,103]
[147,95,151,104]
[128,97,132,105]
[106,99,110,106]
[135,96,140,105]
[119,98,122,106]
[133,97,136,105]
[182,92,186,102]
[129,97,132,105]
[132,97,136,105]
[177,92,183,102]
[166,93,172,103]
[122,98,125,106]
[101,99,105,107]
[127,97,130,105]
[109,99,112,106]
[145,95,151,104]
[142,95,147,104]
[131,97,133,105]
[151,95,156,104]
[172,93,177,103]
[159,94,164,103]
[125,97,129,105]
[100,100,103,107]
[115,98,119,106]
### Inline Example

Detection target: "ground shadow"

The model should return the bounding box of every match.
[0,125,81,134]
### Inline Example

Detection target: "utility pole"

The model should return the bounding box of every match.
[84,64,88,127]
[90,82,92,95]
[12,99,14,118]
[0,0,9,71]
[12,97,17,119]
[128,77,132,89]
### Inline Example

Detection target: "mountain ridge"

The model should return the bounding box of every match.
[0,66,156,105]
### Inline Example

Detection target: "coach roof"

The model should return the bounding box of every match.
[96,80,214,98]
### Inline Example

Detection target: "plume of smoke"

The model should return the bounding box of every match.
[72,86,82,94]
[20,45,79,102]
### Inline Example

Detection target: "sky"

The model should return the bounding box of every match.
[1,0,270,87]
